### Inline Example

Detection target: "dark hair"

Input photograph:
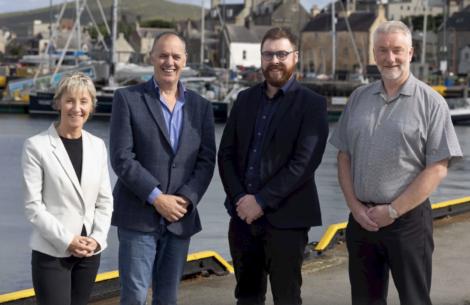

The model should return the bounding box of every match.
[261,27,297,51]
[151,31,187,54]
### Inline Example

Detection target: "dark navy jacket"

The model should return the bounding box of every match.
[110,79,216,237]
[218,79,329,229]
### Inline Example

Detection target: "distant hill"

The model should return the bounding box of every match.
[0,0,204,37]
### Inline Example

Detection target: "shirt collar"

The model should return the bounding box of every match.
[372,72,415,97]
[261,75,295,96]
[152,76,186,102]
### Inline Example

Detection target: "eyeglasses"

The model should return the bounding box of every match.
[260,50,297,61]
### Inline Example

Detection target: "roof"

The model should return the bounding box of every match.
[302,12,376,32]
[445,5,470,31]
[254,1,283,16]
[226,25,270,43]
[206,4,245,20]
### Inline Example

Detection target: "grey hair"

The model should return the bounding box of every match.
[151,31,187,54]
[373,21,412,48]
[53,72,97,114]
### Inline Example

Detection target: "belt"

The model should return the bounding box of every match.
[359,201,390,209]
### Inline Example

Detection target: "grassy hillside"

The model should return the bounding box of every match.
[0,0,204,36]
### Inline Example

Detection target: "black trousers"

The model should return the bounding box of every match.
[228,216,309,305]
[346,200,434,305]
[31,250,101,305]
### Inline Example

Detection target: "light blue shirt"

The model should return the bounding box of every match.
[147,77,186,209]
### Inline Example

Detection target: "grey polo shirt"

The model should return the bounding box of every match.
[329,73,463,203]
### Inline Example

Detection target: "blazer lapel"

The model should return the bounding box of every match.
[261,80,300,154]
[48,123,85,204]
[176,91,195,156]
[142,78,172,148]
[239,85,262,168]
[80,131,97,205]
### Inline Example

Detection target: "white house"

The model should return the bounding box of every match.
[222,24,271,69]
[458,45,470,74]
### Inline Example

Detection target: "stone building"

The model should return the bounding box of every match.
[128,22,176,64]
[301,4,387,74]
[438,5,470,74]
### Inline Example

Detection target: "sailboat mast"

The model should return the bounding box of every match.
[332,0,336,79]
[421,0,428,64]
[201,0,205,65]
[111,0,118,65]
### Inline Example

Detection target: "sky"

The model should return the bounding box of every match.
[0,0,331,15]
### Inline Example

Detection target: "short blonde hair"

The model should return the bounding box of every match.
[374,21,412,49]
[53,72,97,113]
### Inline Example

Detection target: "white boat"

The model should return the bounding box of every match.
[447,98,470,123]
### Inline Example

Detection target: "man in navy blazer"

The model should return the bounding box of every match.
[110,32,216,304]
[218,28,329,304]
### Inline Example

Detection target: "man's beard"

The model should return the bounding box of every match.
[262,61,295,87]
[378,60,409,80]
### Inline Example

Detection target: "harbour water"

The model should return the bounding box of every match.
[0,113,468,295]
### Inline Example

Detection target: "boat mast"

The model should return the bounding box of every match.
[76,0,81,54]
[200,0,205,65]
[111,0,118,66]
[421,0,428,64]
[331,0,336,79]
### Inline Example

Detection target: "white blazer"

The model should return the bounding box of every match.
[21,122,113,258]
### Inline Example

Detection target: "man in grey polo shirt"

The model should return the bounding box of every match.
[330,21,463,304]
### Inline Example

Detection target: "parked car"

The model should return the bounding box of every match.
[186,63,217,77]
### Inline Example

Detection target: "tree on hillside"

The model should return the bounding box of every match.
[400,14,443,32]
[139,19,174,29]
[90,21,133,40]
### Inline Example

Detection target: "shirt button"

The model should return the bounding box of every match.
[372,142,375,145]
[79,211,84,216]
[384,104,388,107]
[368,163,371,166]
[377,123,381,126]
[250,167,253,170]
[172,164,176,169]
[249,184,252,187]
[254,149,257,152]
[263,116,266,119]
[258,133,261,136]
[365,184,369,188]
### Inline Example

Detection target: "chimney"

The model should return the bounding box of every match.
[245,16,255,29]
[310,5,320,17]
[211,0,222,9]
[375,3,385,18]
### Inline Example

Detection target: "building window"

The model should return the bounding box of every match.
[407,6,410,10]
[243,50,246,59]
[227,9,233,18]
[315,32,318,41]
[344,48,348,58]
[320,49,324,58]
[319,63,324,72]
[211,9,217,18]
[308,49,312,58]
[343,64,348,70]
[391,14,394,20]
[400,5,403,10]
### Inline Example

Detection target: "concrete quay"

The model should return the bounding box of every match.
[92,212,470,305]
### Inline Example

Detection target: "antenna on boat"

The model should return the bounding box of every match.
[331,0,336,80]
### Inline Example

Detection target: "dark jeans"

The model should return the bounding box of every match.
[31,250,101,305]
[117,225,191,305]
[346,200,434,305]
[228,216,309,305]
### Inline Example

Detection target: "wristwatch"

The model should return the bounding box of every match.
[388,204,399,219]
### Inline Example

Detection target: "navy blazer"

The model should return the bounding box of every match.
[110,79,216,237]
[218,80,329,229]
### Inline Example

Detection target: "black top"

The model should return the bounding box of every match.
[60,135,86,237]
[60,136,83,184]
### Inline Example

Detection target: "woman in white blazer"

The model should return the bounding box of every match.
[21,72,113,305]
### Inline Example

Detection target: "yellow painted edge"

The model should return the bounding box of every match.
[0,288,35,303]
[187,251,234,273]
[314,222,347,251]
[431,196,470,209]
[95,270,119,282]
[314,196,470,251]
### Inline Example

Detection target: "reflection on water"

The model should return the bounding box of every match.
[0,114,468,294]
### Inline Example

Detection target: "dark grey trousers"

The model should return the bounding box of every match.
[346,200,434,305]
